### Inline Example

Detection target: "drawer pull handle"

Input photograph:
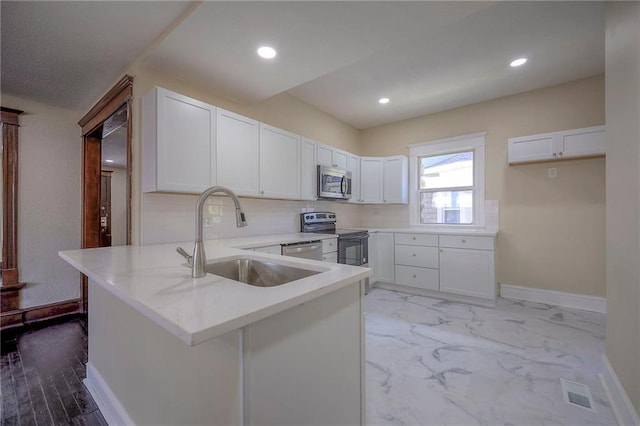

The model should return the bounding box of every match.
[440,249,443,252]
[412,237,416,240]
[412,253,416,257]
[461,239,466,243]
[413,274,416,278]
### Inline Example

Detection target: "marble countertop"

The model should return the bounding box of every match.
[59,233,370,347]
[365,227,498,237]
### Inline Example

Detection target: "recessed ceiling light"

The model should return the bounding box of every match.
[510,58,528,67]
[378,97,390,104]
[257,46,276,59]
[105,159,114,163]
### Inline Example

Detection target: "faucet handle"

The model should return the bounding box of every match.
[176,247,193,267]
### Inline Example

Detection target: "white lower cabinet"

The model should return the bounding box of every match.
[373,233,395,283]
[322,237,338,263]
[372,231,496,302]
[393,233,439,291]
[439,247,495,299]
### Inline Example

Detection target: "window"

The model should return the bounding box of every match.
[408,133,486,227]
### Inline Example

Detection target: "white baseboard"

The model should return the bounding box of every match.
[600,355,640,426]
[84,362,135,426]
[499,284,606,313]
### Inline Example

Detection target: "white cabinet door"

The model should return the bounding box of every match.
[216,108,259,196]
[142,87,216,193]
[348,153,361,203]
[383,156,408,204]
[439,247,495,299]
[507,133,556,164]
[374,232,395,283]
[333,148,349,170]
[317,143,349,169]
[317,143,334,167]
[557,126,605,159]
[360,157,384,203]
[300,138,317,200]
[259,124,301,199]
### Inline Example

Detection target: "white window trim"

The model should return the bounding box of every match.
[408,132,487,228]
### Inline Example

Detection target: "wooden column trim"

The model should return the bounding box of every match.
[1,107,23,289]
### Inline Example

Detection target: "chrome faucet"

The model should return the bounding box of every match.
[177,186,247,278]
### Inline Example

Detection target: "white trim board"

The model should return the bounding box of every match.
[499,284,606,313]
[600,355,640,426]
[84,362,135,426]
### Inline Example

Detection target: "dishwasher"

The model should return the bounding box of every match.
[281,240,323,261]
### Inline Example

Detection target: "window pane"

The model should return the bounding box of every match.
[420,151,473,189]
[419,190,473,224]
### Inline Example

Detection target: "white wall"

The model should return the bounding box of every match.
[2,94,82,308]
[605,1,640,414]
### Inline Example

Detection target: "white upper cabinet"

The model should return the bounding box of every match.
[317,143,349,170]
[259,124,301,200]
[360,156,408,204]
[508,125,604,164]
[360,157,384,203]
[383,156,408,204]
[216,108,260,196]
[348,153,361,203]
[300,138,318,201]
[142,87,216,193]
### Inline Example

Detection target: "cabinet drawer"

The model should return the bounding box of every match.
[395,265,439,291]
[394,245,438,268]
[439,235,494,250]
[322,238,337,254]
[322,251,337,263]
[394,233,438,247]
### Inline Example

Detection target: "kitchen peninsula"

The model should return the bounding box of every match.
[60,234,371,426]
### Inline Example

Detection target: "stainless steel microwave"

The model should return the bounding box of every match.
[317,165,352,200]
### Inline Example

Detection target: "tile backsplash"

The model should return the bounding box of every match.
[142,193,362,245]
[142,194,499,245]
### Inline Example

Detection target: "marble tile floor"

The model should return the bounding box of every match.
[365,288,616,426]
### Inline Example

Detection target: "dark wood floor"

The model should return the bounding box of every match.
[1,316,107,425]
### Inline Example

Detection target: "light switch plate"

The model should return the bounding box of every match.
[548,168,558,178]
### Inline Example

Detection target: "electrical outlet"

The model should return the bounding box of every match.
[204,215,214,227]
[373,208,380,216]
[548,167,558,179]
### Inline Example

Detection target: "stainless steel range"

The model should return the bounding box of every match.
[300,212,369,267]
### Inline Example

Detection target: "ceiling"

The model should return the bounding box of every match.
[1,1,604,130]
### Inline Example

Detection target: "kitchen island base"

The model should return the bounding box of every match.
[85,279,365,425]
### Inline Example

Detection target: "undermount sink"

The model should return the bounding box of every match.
[206,257,321,287]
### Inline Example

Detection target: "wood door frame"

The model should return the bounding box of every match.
[78,75,133,312]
